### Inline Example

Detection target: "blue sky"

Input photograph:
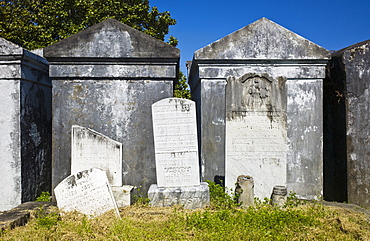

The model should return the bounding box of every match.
[150,0,370,73]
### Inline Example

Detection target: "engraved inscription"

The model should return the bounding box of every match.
[152,98,200,187]
[225,74,287,199]
[54,168,120,217]
[71,125,122,186]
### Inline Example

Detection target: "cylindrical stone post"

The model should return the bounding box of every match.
[235,175,254,207]
[271,185,287,206]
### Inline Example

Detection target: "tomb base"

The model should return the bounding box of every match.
[111,185,134,208]
[148,182,210,209]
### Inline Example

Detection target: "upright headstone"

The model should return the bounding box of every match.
[188,18,330,199]
[43,19,179,196]
[0,37,52,211]
[324,39,370,207]
[54,168,120,217]
[152,98,200,187]
[148,98,209,209]
[71,125,123,186]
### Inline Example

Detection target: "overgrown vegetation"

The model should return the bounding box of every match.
[35,192,52,202]
[2,182,370,240]
[34,206,60,230]
[206,180,240,209]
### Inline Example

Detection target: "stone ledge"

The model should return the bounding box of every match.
[0,202,56,231]
[322,201,370,221]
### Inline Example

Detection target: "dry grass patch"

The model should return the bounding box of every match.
[2,190,370,241]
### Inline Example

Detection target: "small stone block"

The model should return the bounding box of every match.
[148,182,210,209]
[111,185,134,208]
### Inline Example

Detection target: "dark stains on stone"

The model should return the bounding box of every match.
[20,76,52,203]
[194,18,330,60]
[324,39,370,206]
[67,175,77,187]
[45,19,179,197]
[44,19,179,60]
[0,202,56,231]
[323,52,348,202]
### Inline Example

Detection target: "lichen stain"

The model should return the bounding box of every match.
[347,43,369,61]
[288,86,316,110]
[29,123,41,146]
[71,85,86,100]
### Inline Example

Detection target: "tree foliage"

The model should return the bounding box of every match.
[174,71,191,99]
[0,0,177,50]
[0,0,190,97]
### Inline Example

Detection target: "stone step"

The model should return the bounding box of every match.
[0,202,56,231]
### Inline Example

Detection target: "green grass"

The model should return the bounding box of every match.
[1,183,370,240]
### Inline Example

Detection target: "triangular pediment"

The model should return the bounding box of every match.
[0,37,23,55]
[194,18,329,60]
[44,19,179,59]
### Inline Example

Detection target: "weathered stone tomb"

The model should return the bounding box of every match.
[188,17,330,199]
[0,37,52,211]
[324,39,370,207]
[43,19,179,196]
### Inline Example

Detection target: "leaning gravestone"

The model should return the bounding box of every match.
[54,168,120,218]
[71,125,123,187]
[148,98,209,209]
[71,126,133,207]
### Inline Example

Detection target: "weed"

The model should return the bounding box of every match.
[35,191,51,202]
[206,180,239,209]
[134,196,150,206]
[254,196,272,206]
[2,189,370,240]
[132,184,151,205]
[34,206,60,229]
[284,191,306,208]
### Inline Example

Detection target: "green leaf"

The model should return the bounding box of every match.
[0,0,177,50]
